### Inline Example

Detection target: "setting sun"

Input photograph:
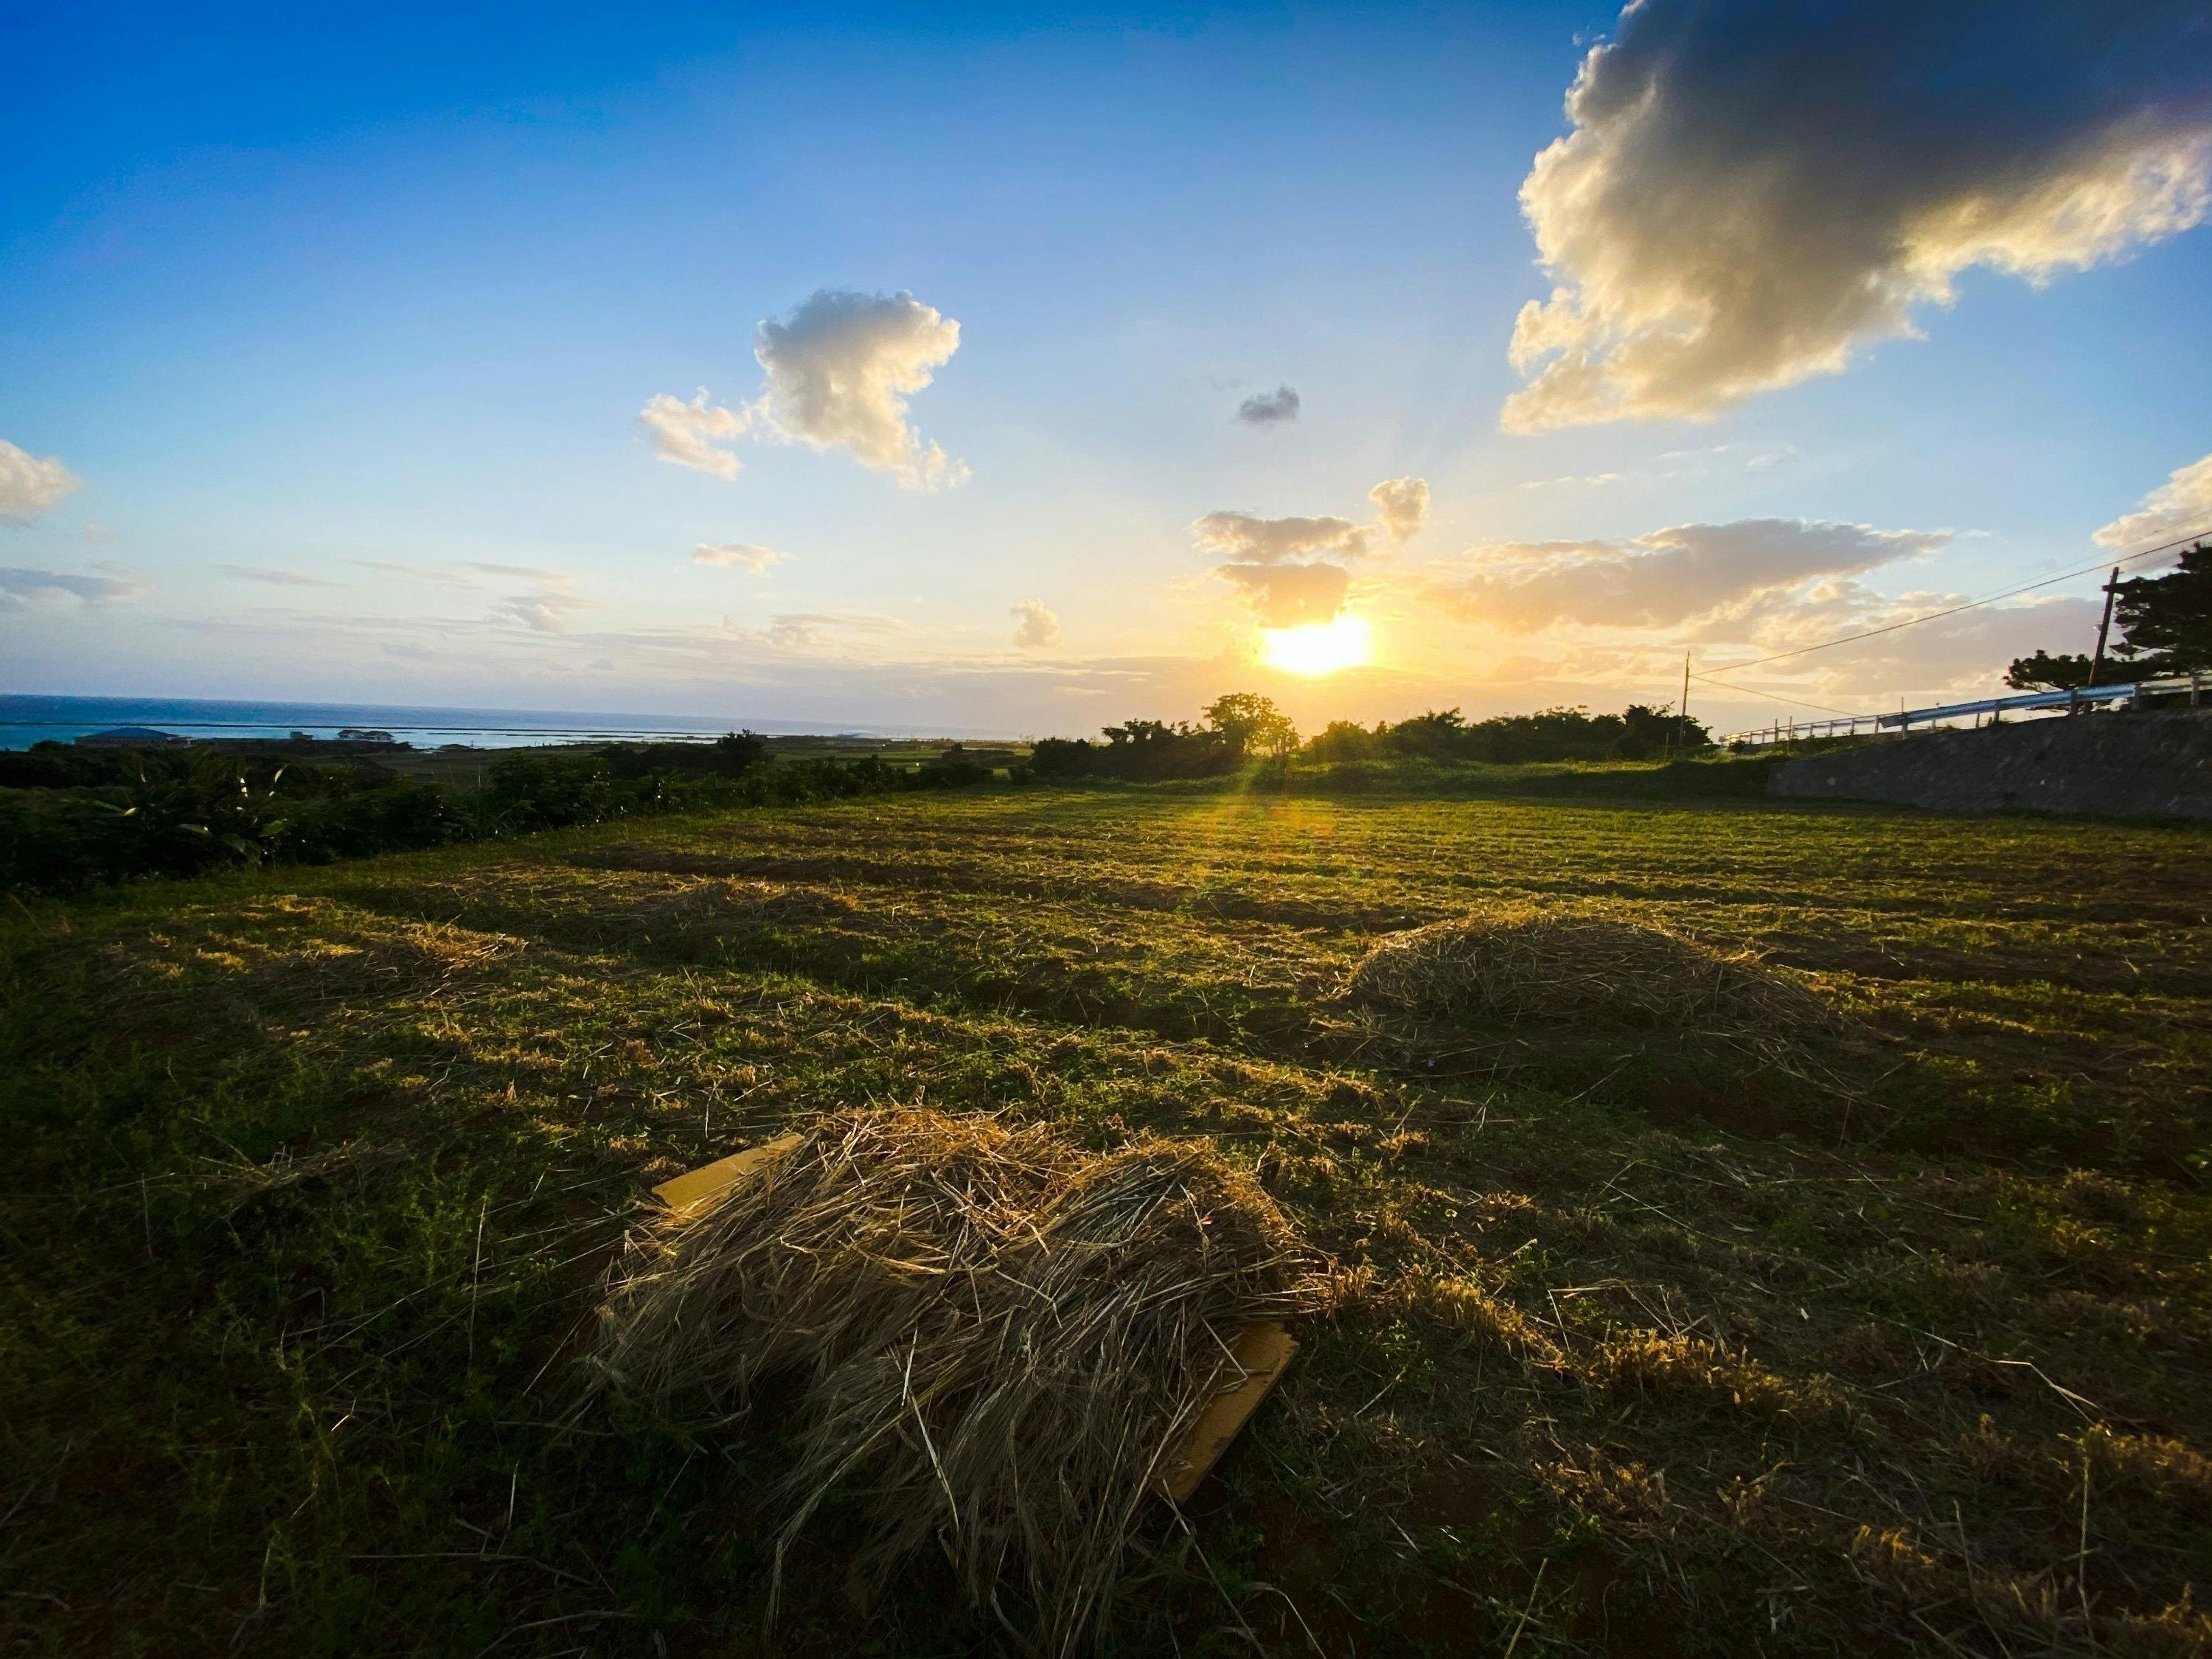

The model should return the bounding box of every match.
[1260,615,1372,675]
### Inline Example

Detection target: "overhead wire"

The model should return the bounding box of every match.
[1694,522,2212,678]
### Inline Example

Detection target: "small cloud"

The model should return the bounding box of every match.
[1368,477,1430,543]
[1190,512,1374,565]
[218,564,345,588]
[765,611,906,652]
[82,520,117,544]
[639,388,748,480]
[1011,598,1061,650]
[489,594,588,633]
[751,289,967,490]
[694,542,790,574]
[643,288,967,491]
[383,641,437,660]
[0,440,80,528]
[482,568,590,634]
[1194,478,1427,627]
[0,566,144,607]
[1235,384,1301,426]
[2096,450,2212,551]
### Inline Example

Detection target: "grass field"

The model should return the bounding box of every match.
[4,782,2211,1656]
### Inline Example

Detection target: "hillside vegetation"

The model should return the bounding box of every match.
[4,784,2211,1656]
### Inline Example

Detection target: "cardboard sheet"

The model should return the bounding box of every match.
[1157,1321,1298,1503]
[651,1132,804,1213]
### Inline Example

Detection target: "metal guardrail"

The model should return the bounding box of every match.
[1719,672,2207,748]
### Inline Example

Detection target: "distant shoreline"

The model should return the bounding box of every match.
[0,692,1018,751]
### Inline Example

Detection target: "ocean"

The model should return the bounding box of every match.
[0,695,972,750]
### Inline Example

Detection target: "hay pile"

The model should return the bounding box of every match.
[1346,907,1834,1033]
[594,1108,1304,1655]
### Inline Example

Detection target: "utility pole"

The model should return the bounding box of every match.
[2088,565,2121,690]
[1675,651,1691,754]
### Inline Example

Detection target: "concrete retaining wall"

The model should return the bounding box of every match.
[1767,709,2212,820]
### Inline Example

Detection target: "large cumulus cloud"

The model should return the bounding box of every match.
[1503,1,2212,432]
[1436,519,1951,632]
[641,289,967,490]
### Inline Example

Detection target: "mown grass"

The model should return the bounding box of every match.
[4,784,2211,1656]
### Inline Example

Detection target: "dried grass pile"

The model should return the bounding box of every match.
[594,1107,1305,1655]
[1347,907,1834,1034]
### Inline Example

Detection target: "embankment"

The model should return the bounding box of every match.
[1769,709,2212,819]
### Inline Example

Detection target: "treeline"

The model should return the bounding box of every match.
[1023,695,1708,782]
[0,736,989,896]
[2007,543,2211,690]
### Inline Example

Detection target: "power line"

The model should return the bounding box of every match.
[1697,522,2211,676]
[1687,674,1858,718]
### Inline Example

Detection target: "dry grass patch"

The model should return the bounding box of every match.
[1347,905,1837,1034]
[592,1107,1309,1656]
[97,894,521,1016]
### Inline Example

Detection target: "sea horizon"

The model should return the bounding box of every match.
[0,693,1015,751]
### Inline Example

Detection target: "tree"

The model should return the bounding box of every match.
[2111,543,2212,675]
[1378,709,1468,760]
[2004,650,2096,692]
[1305,720,1377,763]
[1203,692,1298,758]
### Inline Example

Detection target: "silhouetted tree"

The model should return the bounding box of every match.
[2005,650,2095,692]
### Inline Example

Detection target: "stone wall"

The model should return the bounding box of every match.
[1767,710,2212,819]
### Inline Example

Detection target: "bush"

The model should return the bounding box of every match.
[0,742,927,897]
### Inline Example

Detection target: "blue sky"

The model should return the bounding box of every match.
[4,1,2208,735]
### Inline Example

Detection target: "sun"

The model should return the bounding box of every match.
[1261,615,1371,676]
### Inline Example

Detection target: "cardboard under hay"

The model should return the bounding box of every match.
[1348,907,1835,1032]
[595,1108,1305,1655]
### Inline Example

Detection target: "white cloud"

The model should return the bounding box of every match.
[751,289,967,490]
[0,566,142,609]
[1235,385,1301,425]
[1368,477,1430,543]
[81,520,117,544]
[693,542,790,574]
[479,564,589,633]
[1503,0,2212,431]
[2096,450,2212,551]
[639,389,748,479]
[1436,519,1951,632]
[641,290,967,490]
[1011,598,1061,650]
[490,594,590,633]
[0,440,81,527]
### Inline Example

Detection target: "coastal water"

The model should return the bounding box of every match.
[0,694,961,750]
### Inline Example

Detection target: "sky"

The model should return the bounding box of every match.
[3,0,2210,738]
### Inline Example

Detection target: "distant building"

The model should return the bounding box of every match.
[77,726,189,748]
[337,727,398,744]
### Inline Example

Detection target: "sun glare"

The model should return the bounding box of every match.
[1260,615,1371,676]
